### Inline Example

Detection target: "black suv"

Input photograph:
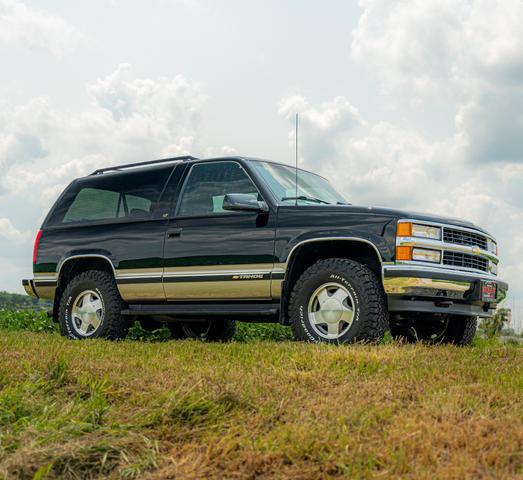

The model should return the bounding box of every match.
[23,156,508,345]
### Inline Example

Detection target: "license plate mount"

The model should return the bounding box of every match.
[480,280,497,302]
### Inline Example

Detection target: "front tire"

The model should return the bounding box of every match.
[58,270,129,340]
[289,258,389,344]
[390,314,477,345]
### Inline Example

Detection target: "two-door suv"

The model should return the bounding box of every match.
[23,155,508,344]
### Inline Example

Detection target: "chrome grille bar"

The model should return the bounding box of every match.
[443,227,488,250]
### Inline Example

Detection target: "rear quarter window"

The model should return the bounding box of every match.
[62,188,120,223]
[45,166,173,227]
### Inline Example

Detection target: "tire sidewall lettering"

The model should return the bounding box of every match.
[299,304,316,342]
[298,271,362,343]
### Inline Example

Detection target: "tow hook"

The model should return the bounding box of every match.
[435,300,453,308]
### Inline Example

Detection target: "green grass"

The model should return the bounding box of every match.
[0,308,293,342]
[0,314,521,479]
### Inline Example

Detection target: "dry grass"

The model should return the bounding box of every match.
[0,330,521,479]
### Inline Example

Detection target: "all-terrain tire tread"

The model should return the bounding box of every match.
[449,316,477,346]
[288,258,389,343]
[59,270,129,340]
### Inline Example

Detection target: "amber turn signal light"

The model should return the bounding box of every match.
[397,222,412,237]
[396,246,412,261]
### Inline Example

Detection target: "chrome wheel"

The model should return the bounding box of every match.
[71,290,104,337]
[308,282,355,340]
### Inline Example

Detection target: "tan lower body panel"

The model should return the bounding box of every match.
[163,264,274,301]
[115,268,164,302]
[116,264,286,302]
[33,273,58,300]
[30,264,288,303]
[164,279,273,300]
[116,281,165,301]
[33,285,57,300]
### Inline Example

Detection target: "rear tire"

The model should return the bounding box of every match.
[139,318,165,332]
[289,258,389,344]
[58,270,129,340]
[168,319,236,342]
[445,315,477,345]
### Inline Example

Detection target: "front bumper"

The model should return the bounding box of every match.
[383,265,508,318]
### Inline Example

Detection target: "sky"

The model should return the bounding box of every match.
[0,0,522,328]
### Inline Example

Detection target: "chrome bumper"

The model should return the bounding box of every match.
[383,265,508,303]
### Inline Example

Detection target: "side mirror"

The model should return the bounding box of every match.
[222,193,269,213]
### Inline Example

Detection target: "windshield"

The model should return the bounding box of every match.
[250,160,348,205]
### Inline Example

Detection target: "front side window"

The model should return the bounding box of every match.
[250,160,347,205]
[178,162,260,216]
[47,166,172,226]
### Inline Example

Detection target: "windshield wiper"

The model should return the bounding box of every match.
[281,196,331,205]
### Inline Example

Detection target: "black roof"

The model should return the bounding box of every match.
[89,154,321,178]
[90,155,199,175]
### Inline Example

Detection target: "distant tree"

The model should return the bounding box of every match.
[501,327,515,337]
[0,291,52,310]
[480,307,510,338]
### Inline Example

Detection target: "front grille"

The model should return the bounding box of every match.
[443,251,489,272]
[443,228,487,250]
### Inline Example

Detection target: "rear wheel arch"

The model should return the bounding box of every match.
[54,255,118,321]
[58,269,129,340]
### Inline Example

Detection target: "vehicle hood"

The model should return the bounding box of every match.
[329,205,491,236]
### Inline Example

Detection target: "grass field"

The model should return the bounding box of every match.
[0,315,522,479]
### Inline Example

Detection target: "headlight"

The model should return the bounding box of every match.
[397,222,442,241]
[412,248,442,264]
[489,261,498,275]
[395,246,442,263]
[487,238,498,255]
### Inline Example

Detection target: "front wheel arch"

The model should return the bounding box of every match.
[280,239,385,325]
[288,258,389,344]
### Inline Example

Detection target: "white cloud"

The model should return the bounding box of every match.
[278,95,363,165]
[352,0,523,165]
[0,65,219,291]
[0,0,88,56]
[0,64,208,200]
[341,0,523,323]
[278,92,521,320]
[0,217,27,241]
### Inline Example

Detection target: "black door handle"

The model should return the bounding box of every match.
[167,228,183,238]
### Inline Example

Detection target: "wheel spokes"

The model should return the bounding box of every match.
[326,321,340,336]
[331,287,349,303]
[308,282,356,340]
[90,312,102,330]
[79,316,91,333]
[340,307,354,325]
[310,311,325,325]
[71,290,104,336]
[316,288,330,307]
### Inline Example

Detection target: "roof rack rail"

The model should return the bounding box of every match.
[90,155,199,175]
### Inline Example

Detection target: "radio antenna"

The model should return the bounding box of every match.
[295,113,299,206]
